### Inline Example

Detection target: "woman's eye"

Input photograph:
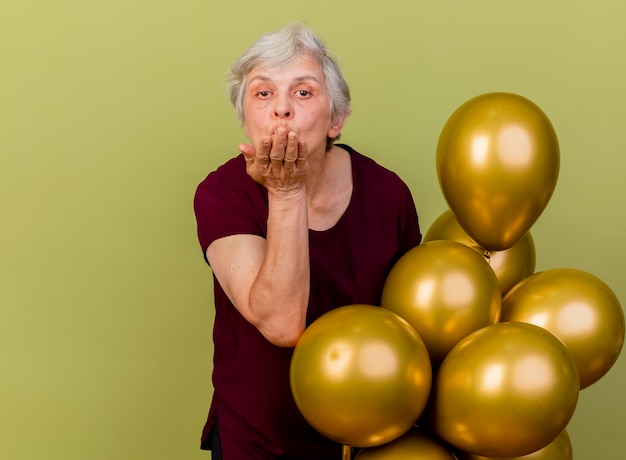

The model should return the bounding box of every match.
[297,90,311,97]
[257,91,271,98]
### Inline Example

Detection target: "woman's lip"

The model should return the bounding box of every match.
[271,124,295,135]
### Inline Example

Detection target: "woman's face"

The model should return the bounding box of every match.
[242,53,343,156]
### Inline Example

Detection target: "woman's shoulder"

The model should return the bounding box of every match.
[199,154,246,186]
[338,144,408,188]
[194,154,266,208]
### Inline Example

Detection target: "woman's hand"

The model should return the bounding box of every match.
[239,127,308,193]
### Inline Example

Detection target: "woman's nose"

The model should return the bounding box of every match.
[273,95,293,119]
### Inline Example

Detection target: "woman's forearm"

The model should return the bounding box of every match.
[249,188,310,346]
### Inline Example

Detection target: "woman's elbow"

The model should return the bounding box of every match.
[261,322,306,348]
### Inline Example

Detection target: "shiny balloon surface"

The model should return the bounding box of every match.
[355,426,458,460]
[381,240,501,365]
[437,92,559,251]
[424,209,482,252]
[424,209,536,294]
[458,429,572,460]
[432,322,579,458]
[290,305,432,448]
[502,268,625,389]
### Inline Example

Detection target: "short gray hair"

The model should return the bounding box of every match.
[227,23,352,129]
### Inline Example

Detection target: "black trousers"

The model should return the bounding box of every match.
[209,422,223,460]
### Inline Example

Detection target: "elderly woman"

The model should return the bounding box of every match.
[194,24,421,459]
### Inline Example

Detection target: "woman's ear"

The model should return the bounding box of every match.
[328,113,347,139]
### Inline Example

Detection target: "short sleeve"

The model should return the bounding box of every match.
[397,178,422,252]
[193,155,269,262]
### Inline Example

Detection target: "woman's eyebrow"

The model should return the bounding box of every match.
[293,75,321,84]
[248,74,321,84]
[248,75,271,84]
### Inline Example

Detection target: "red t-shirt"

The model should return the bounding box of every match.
[193,145,421,459]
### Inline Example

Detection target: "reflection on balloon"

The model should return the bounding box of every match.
[502,268,625,389]
[424,209,481,252]
[355,426,457,460]
[458,429,572,460]
[381,240,501,365]
[290,305,432,448]
[436,92,559,251]
[487,231,535,294]
[424,209,536,294]
[431,322,579,458]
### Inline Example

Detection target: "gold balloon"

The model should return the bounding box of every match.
[458,429,572,460]
[424,209,485,252]
[355,426,457,460]
[436,92,559,251]
[487,232,535,295]
[290,305,432,448]
[431,322,579,458]
[424,209,536,294]
[502,268,625,389]
[381,240,501,365]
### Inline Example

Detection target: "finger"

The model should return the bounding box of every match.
[238,143,256,162]
[269,127,287,166]
[256,136,271,167]
[284,131,298,164]
[296,140,308,163]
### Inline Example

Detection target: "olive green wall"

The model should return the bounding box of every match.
[2,1,624,459]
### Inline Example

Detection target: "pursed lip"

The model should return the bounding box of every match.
[271,123,297,135]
